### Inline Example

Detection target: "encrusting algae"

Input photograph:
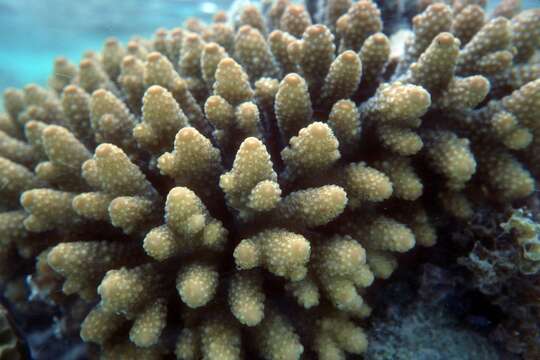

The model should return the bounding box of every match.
[0,0,539,359]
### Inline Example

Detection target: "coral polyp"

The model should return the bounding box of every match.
[0,0,539,359]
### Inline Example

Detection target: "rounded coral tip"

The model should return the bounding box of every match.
[435,32,454,46]
[122,55,136,67]
[41,125,62,137]
[204,43,220,53]
[372,33,387,44]
[336,15,348,29]
[147,52,162,62]
[25,120,40,132]
[92,89,107,98]
[330,185,347,203]
[337,101,353,111]
[309,122,329,138]
[54,57,68,65]
[127,41,139,50]
[213,10,227,22]
[242,137,261,151]
[283,73,302,86]
[234,244,259,269]
[287,4,305,15]
[154,28,167,36]
[177,127,197,141]
[431,3,447,11]
[289,237,309,259]
[181,282,205,305]
[63,84,78,94]
[219,57,236,67]
[205,95,221,107]
[341,50,358,62]
[79,59,92,68]
[470,76,489,92]
[147,85,165,95]
[20,191,33,208]
[349,246,365,264]
[95,143,114,157]
[105,37,119,46]
[238,25,252,34]
[268,30,282,41]
[409,87,430,107]
[184,33,199,43]
[306,25,325,36]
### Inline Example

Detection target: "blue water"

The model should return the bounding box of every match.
[0,0,235,100]
[0,0,537,107]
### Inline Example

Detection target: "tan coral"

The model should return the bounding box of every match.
[0,2,538,359]
[281,122,340,178]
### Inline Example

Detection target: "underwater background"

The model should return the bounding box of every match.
[0,0,237,103]
[0,0,540,359]
[0,0,537,102]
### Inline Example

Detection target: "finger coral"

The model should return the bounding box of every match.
[1,1,539,359]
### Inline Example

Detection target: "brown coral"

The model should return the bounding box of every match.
[0,1,539,359]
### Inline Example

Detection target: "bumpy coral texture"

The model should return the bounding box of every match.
[0,1,539,359]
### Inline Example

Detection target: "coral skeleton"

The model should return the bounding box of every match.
[0,0,539,359]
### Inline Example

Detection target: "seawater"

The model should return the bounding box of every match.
[0,0,537,108]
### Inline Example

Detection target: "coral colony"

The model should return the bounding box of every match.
[0,0,539,359]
